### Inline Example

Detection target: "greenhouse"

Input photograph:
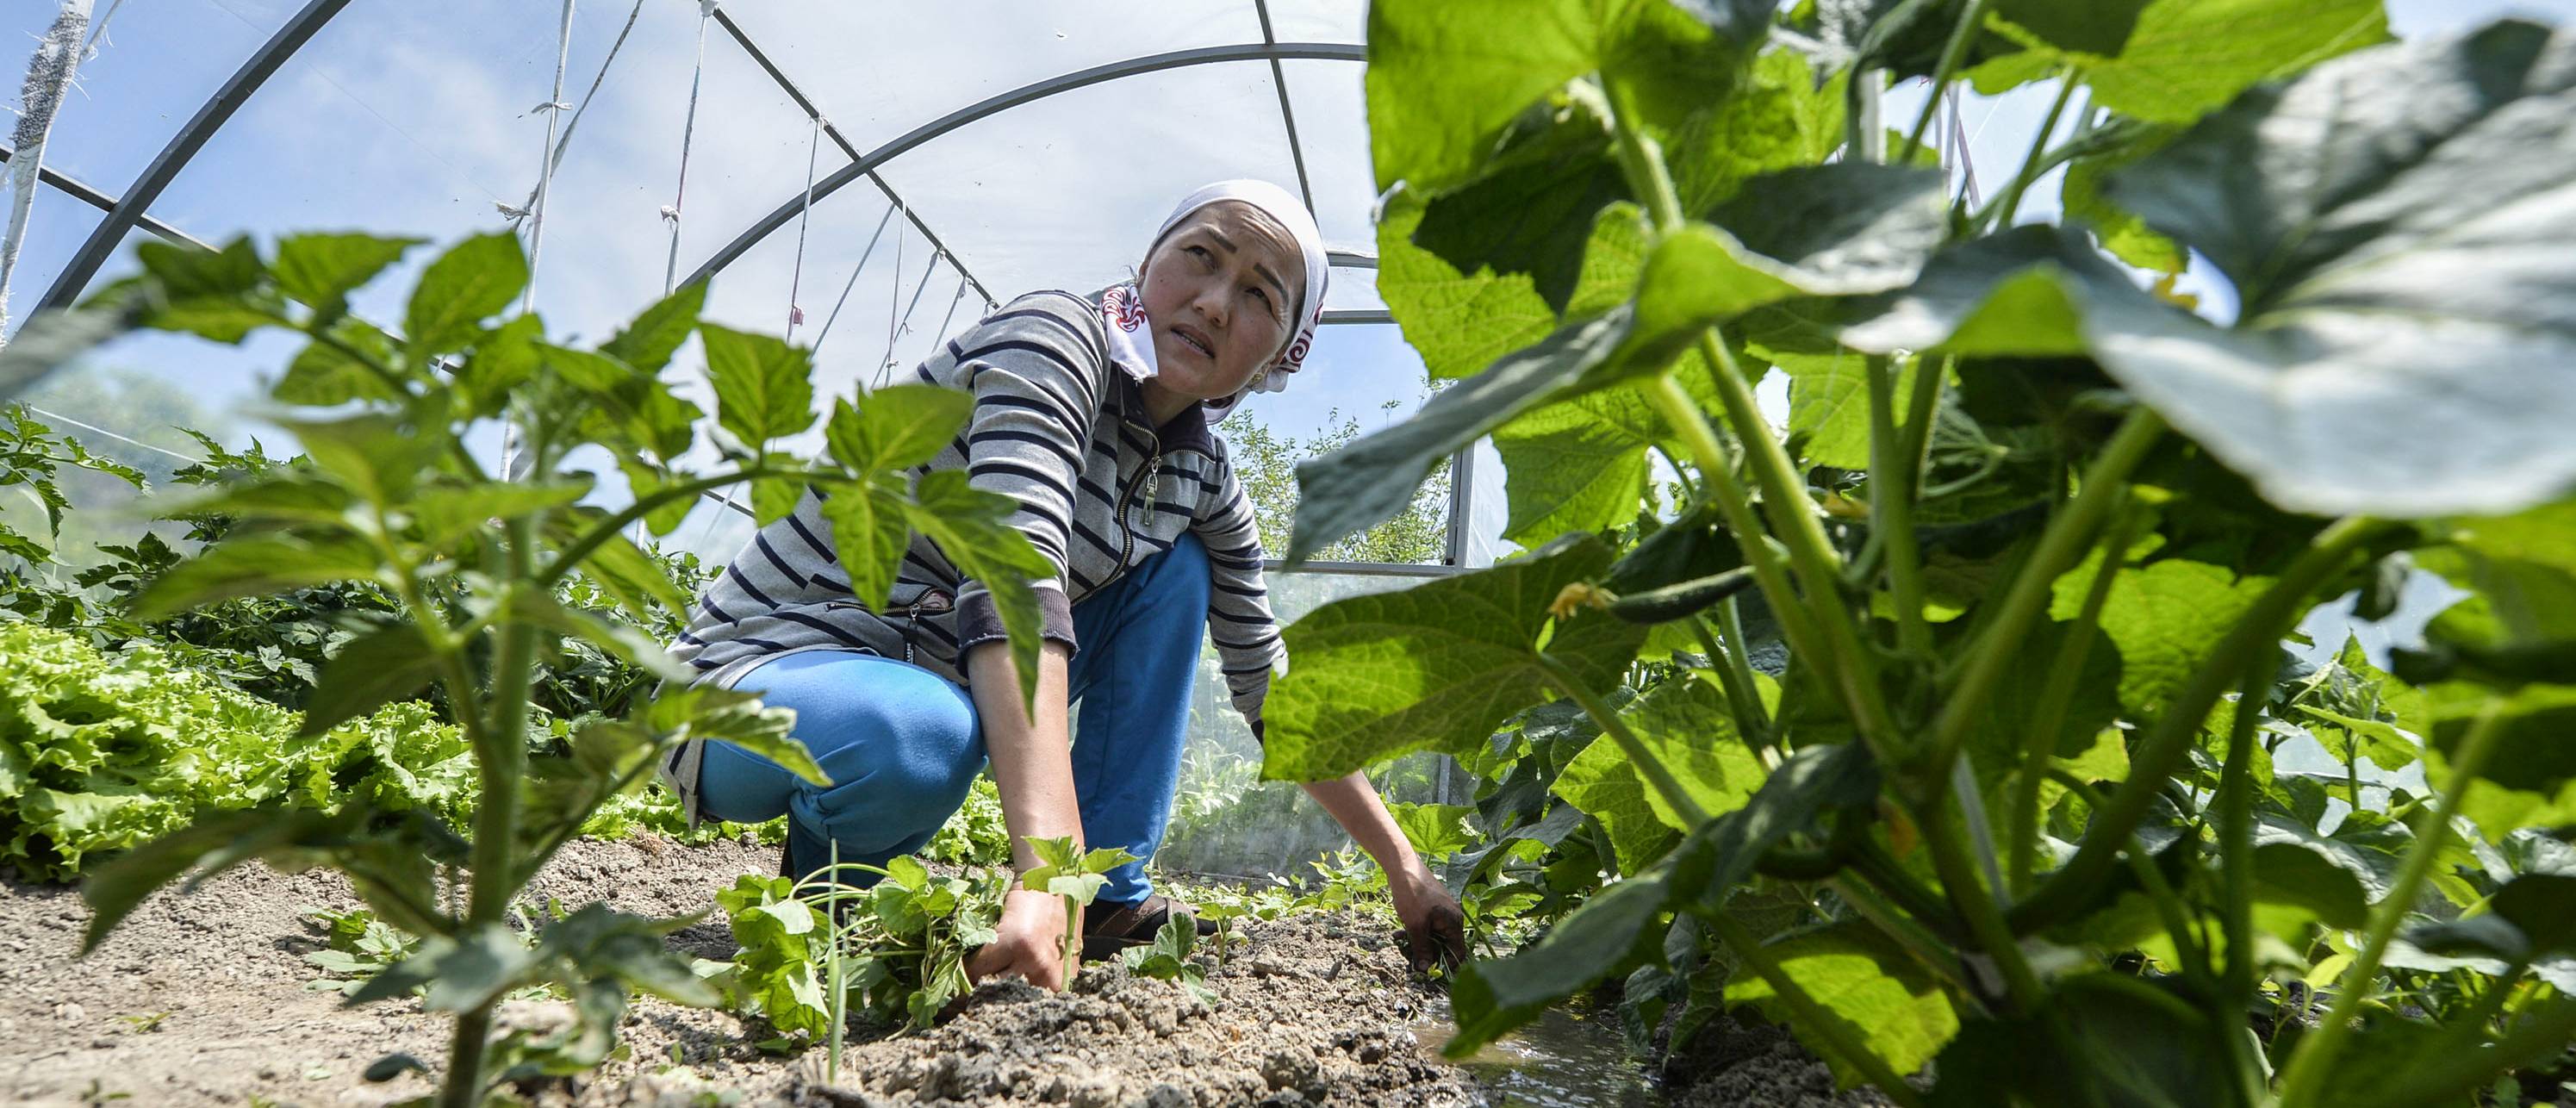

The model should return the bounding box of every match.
[2,0,2573,1105]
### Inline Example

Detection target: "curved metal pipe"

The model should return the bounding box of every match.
[681,41,1364,292]
[38,0,355,311]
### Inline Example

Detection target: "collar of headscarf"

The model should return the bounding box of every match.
[1098,178,1329,421]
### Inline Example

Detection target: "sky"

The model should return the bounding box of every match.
[6,0,2572,568]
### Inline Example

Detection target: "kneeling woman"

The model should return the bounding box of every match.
[663,180,1466,988]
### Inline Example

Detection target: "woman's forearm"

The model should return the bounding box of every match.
[1302,771,1429,893]
[967,640,1081,872]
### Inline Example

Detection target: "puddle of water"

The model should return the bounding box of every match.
[1412,995,1666,1107]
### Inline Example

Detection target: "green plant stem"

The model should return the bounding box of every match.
[1924,408,2162,791]
[1982,68,2080,230]
[1916,797,2044,1013]
[443,516,541,1108]
[1704,910,1927,1107]
[1694,332,1903,756]
[1846,837,1968,943]
[1867,356,1931,657]
[2218,650,2271,1009]
[2012,516,2388,933]
[827,839,847,1085]
[2047,769,2213,991]
[1640,373,1834,713]
[1534,653,1710,826]
[2007,498,2134,894]
[1712,599,1770,730]
[1898,0,1996,165]
[2274,699,2512,1108]
[1692,613,1770,747]
[2215,657,2275,1108]
[439,1007,495,1108]
[1895,357,1944,500]
[1606,77,1899,756]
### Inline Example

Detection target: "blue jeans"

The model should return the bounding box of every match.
[695,533,1210,905]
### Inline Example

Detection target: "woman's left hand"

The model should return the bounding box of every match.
[1390,862,1468,972]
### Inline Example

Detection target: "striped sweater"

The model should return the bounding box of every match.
[661,289,1286,814]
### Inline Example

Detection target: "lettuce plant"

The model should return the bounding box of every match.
[0,621,470,881]
[1262,3,2576,1105]
[1,229,1048,1108]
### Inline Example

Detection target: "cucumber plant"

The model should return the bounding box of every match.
[1,230,1050,1108]
[1266,3,2576,1105]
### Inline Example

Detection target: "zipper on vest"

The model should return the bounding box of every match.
[1092,420,1161,596]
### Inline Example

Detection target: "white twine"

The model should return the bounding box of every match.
[501,0,579,482]
[931,273,970,347]
[812,202,899,357]
[661,1,716,296]
[518,0,578,315]
[785,113,821,339]
[875,248,942,389]
[22,404,203,466]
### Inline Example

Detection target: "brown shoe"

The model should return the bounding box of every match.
[1080,894,1217,961]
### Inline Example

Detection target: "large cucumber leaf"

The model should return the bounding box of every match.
[1260,536,1645,781]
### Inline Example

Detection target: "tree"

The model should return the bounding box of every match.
[1228,399,1449,565]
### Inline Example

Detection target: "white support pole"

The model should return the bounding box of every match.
[0,0,96,349]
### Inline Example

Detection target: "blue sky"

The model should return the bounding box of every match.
[8,0,2571,563]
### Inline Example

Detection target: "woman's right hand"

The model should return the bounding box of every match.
[967,887,1076,991]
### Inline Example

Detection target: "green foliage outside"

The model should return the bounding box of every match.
[0,226,1052,1108]
[1257,3,2576,1105]
[1230,401,1449,564]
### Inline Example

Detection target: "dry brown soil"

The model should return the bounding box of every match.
[0,836,1886,1107]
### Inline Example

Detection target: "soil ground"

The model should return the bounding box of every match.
[0,836,1888,1106]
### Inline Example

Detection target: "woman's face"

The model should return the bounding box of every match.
[1137,201,1304,406]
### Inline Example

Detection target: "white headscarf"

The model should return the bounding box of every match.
[1100,179,1329,421]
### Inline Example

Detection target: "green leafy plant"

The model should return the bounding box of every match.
[922,773,1011,867]
[1020,835,1139,972]
[1260,3,2576,1105]
[111,1011,169,1034]
[0,400,146,570]
[0,621,472,881]
[707,835,1132,1084]
[13,227,1052,1108]
[303,905,423,997]
[1120,911,1216,1003]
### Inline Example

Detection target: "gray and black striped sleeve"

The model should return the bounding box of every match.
[1193,451,1286,731]
[951,291,1106,657]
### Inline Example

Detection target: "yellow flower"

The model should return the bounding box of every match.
[1549,582,1615,619]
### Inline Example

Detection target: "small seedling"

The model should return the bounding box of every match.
[1020,836,1138,972]
[302,906,419,996]
[1120,911,1216,1004]
[112,1012,169,1034]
